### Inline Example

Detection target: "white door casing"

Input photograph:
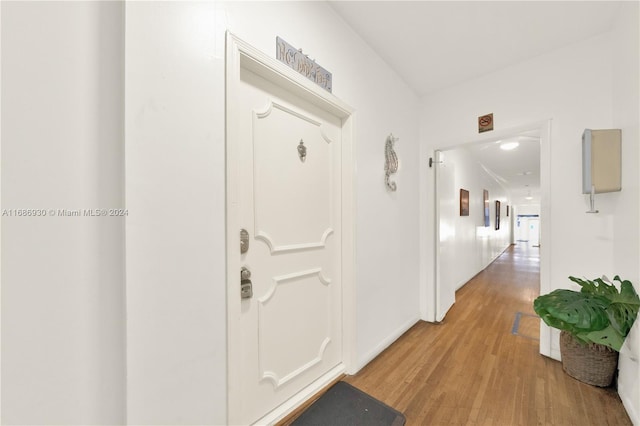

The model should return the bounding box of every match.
[226,33,355,425]
[434,150,456,321]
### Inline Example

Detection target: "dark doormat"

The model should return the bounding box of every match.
[291,381,406,426]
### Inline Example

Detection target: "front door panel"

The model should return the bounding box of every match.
[235,68,342,425]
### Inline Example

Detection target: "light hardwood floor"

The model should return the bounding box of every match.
[343,244,631,425]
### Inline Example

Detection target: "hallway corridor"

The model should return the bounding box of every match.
[345,244,631,425]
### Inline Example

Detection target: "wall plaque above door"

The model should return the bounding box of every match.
[276,36,332,93]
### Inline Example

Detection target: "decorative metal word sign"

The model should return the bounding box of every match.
[276,37,332,93]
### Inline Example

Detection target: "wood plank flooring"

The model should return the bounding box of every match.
[344,244,631,425]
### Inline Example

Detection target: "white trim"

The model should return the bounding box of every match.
[538,120,553,358]
[354,316,420,373]
[418,141,432,321]
[225,31,356,424]
[254,364,346,426]
[341,114,357,374]
[0,3,3,422]
[433,149,446,322]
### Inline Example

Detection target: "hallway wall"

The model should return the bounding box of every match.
[2,1,637,425]
[125,1,421,424]
[2,2,421,423]
[611,1,640,423]
[437,147,510,310]
[420,4,639,422]
[223,1,422,369]
[1,2,126,424]
[420,31,614,324]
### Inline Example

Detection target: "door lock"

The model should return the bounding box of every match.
[240,229,249,254]
[240,267,253,299]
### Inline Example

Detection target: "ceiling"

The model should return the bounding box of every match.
[462,131,541,206]
[328,1,621,97]
[328,1,623,205]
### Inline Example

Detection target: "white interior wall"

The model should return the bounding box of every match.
[3,1,637,425]
[438,148,510,298]
[1,1,420,424]
[514,205,541,216]
[125,1,421,424]
[421,7,639,421]
[610,2,640,423]
[124,2,226,424]
[420,32,616,342]
[223,0,422,373]
[1,2,126,424]
[0,3,3,418]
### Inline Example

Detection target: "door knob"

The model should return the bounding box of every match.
[241,267,251,280]
[240,267,253,299]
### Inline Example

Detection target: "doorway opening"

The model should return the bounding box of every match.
[432,120,551,356]
[516,214,540,247]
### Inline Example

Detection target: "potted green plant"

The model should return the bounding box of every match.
[533,275,640,387]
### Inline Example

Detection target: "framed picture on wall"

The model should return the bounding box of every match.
[460,189,469,216]
[495,200,501,230]
[483,190,490,227]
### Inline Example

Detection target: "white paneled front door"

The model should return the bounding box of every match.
[226,35,354,426]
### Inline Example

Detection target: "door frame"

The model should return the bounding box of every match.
[433,149,454,321]
[225,32,356,425]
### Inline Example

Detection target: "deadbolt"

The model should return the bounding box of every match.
[240,267,253,299]
[240,229,249,254]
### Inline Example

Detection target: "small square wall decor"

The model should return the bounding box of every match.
[460,189,470,216]
[483,190,490,227]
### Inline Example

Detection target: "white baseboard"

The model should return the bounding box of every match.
[254,316,420,424]
[539,320,562,361]
[254,363,345,425]
[353,316,420,373]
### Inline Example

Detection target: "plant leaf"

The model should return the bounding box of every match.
[583,325,625,352]
[536,276,640,350]
[604,277,640,336]
[534,289,610,333]
[607,303,638,337]
[570,276,618,298]
[611,276,640,305]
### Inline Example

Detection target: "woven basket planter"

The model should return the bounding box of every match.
[559,330,618,387]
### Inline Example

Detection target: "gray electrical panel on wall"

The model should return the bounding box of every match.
[582,128,622,194]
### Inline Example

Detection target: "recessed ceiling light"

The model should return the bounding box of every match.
[500,142,520,151]
[525,189,533,200]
